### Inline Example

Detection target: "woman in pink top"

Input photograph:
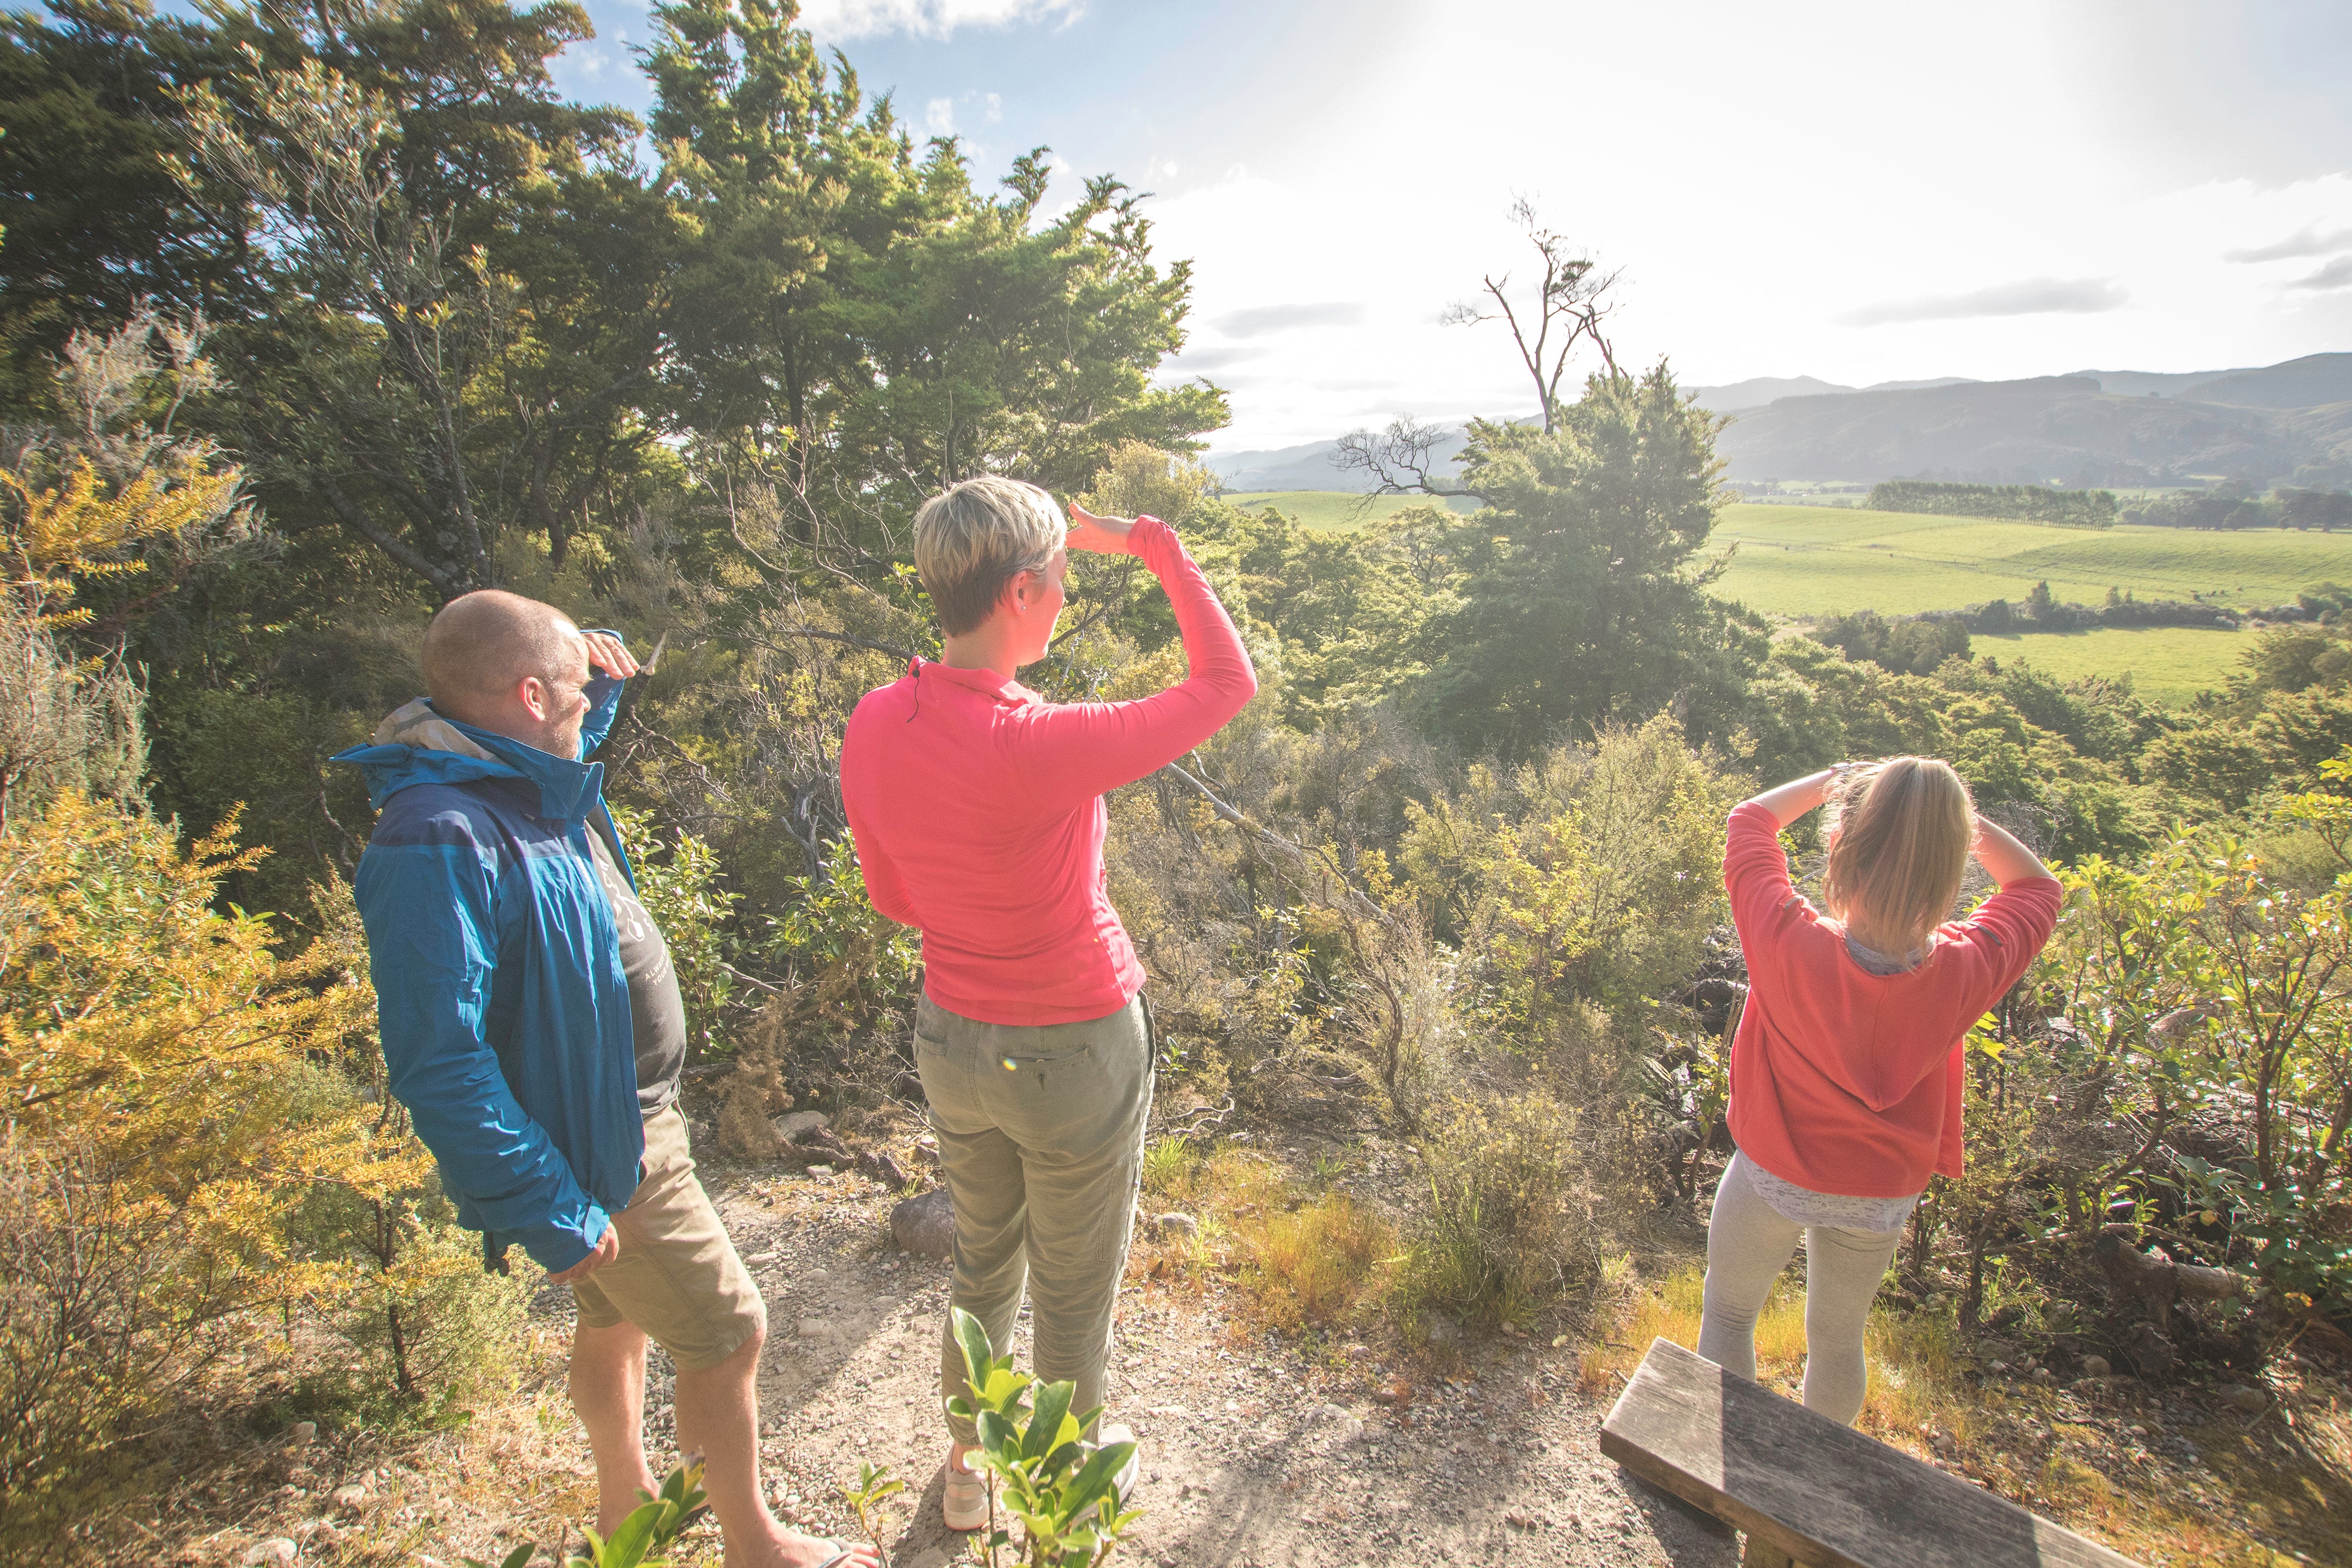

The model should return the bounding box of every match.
[1700,757,2060,1425]
[840,476,1255,1531]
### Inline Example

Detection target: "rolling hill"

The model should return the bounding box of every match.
[1206,353,2352,495]
[1711,354,2352,486]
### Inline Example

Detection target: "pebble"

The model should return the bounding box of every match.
[2081,1355,2112,1379]
[329,1484,371,1513]
[287,1420,316,1447]
[806,1164,837,1178]
[774,1110,830,1142]
[797,1318,829,1338]
[240,1542,296,1567]
[1154,1212,1200,1239]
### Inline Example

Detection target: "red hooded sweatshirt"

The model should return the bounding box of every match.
[1722,801,2063,1197]
[840,515,1256,1026]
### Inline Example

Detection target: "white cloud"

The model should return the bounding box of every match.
[1837,278,2132,329]
[2292,255,2352,292]
[1213,302,1368,337]
[2227,225,2352,263]
[984,92,1003,124]
[797,0,1082,41]
[925,97,955,135]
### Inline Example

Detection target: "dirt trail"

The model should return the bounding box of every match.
[610,1157,1740,1568]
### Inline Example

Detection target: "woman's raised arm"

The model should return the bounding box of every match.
[1009,511,1257,810]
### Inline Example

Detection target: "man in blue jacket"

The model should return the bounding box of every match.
[339,590,874,1568]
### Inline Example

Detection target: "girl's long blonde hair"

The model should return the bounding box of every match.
[1821,757,1976,954]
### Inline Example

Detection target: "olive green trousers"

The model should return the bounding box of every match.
[914,992,1154,1445]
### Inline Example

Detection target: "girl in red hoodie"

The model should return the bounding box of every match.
[1699,757,2062,1423]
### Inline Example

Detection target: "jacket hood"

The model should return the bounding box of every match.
[332,696,610,820]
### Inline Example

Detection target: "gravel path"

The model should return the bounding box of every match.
[685,1160,1740,1568]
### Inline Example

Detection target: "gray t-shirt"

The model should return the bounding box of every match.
[584,822,687,1116]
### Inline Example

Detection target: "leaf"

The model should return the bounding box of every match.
[1059,1440,1137,1517]
[599,1496,670,1567]
[1023,1379,1075,1461]
[952,1305,996,1388]
[975,1407,1020,1455]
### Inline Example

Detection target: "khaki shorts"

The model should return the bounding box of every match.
[572,1105,765,1372]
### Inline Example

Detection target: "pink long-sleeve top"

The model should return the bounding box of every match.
[1722,801,2063,1196]
[839,516,1257,1026]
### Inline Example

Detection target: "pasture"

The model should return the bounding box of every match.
[1710,503,2352,616]
[1266,491,2352,703]
[1967,624,2247,704]
[1224,490,1478,528]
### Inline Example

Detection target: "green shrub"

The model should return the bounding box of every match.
[607,801,740,1061]
[1402,1091,1594,1328]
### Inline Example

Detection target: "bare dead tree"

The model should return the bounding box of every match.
[1444,197,1621,434]
[1331,414,1478,502]
[1333,199,1620,503]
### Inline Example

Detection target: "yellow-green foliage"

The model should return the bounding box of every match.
[0,797,406,1300]
[0,310,247,626]
[1402,715,1743,1028]
[1237,1193,1395,1333]
[0,795,507,1499]
[0,453,240,624]
[2029,816,2352,1310]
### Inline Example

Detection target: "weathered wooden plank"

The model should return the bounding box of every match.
[1599,1338,2142,1568]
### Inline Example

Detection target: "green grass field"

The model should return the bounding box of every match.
[1713,505,2352,704]
[1963,625,2247,704]
[1253,492,2352,704]
[1712,503,2352,616]
[1224,490,1478,528]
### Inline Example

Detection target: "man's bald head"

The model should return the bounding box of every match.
[422,590,586,727]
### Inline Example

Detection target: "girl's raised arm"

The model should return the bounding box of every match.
[1742,763,1859,829]
[1971,812,2052,887]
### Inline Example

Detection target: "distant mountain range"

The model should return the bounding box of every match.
[1208,352,2352,492]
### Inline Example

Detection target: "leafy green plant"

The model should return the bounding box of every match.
[948,1307,1143,1567]
[469,1458,709,1568]
[757,836,923,1035]
[838,1459,905,1566]
[606,803,741,1061]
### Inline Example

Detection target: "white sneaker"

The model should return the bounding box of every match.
[942,1449,988,1533]
[1095,1423,1141,1509]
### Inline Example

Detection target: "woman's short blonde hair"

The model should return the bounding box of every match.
[1821,756,1976,953]
[912,476,1064,636]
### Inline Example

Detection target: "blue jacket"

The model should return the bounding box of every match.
[333,662,644,1274]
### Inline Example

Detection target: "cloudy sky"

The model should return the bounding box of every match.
[553,0,2352,453]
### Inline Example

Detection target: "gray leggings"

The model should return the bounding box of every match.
[1696,1151,1904,1426]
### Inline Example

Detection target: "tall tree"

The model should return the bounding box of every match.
[646,0,1223,577]
[1414,368,1763,757]
[1438,198,1618,436]
[175,0,670,599]
[0,0,253,406]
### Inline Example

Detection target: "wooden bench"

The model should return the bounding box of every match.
[1599,1338,2143,1568]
